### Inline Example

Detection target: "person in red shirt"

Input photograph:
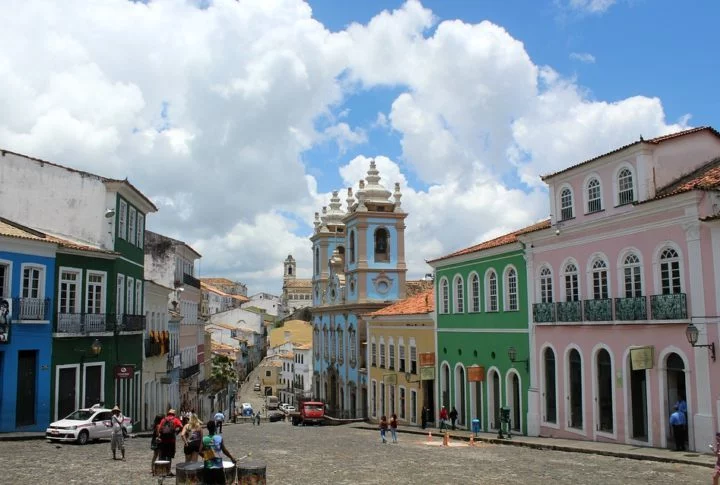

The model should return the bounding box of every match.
[157,409,183,476]
[439,406,449,432]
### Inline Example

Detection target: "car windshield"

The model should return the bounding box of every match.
[65,410,94,421]
[306,405,323,411]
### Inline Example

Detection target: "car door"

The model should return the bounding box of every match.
[92,411,112,439]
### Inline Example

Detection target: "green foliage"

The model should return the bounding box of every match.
[211,354,237,391]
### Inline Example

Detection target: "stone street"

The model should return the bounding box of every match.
[1,421,711,484]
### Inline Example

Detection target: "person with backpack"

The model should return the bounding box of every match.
[157,409,183,476]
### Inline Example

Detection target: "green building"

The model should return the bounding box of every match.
[427,221,547,435]
[51,184,157,424]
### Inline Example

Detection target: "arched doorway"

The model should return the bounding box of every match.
[665,353,687,449]
[596,349,613,433]
[454,365,466,427]
[488,369,501,430]
[507,371,521,432]
[441,363,451,409]
[568,349,583,429]
[339,387,345,415]
[471,379,483,431]
[628,353,648,441]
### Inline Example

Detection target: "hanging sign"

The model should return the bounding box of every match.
[420,367,435,381]
[115,365,135,379]
[468,365,486,382]
[630,346,654,370]
[419,352,435,367]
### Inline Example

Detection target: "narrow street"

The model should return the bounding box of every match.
[235,359,270,416]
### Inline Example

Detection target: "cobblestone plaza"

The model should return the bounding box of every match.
[2,422,711,484]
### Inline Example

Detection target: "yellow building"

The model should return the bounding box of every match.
[268,320,313,348]
[259,360,282,397]
[366,289,435,426]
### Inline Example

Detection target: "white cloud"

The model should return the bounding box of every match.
[564,0,617,14]
[569,52,596,63]
[0,0,688,293]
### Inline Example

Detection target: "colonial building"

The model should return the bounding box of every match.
[520,126,720,452]
[427,220,548,435]
[200,278,248,298]
[201,281,248,317]
[0,149,157,425]
[267,320,313,405]
[242,292,283,318]
[281,255,312,317]
[312,160,408,418]
[366,289,435,427]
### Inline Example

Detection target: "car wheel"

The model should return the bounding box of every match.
[77,430,89,445]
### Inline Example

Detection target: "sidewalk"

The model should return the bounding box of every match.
[352,423,716,469]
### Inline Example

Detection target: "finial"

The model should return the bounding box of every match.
[313,212,320,232]
[346,187,355,212]
[393,182,403,213]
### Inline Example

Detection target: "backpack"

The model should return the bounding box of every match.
[160,418,175,439]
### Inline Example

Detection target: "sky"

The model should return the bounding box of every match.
[1,0,718,295]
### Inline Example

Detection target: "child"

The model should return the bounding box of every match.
[389,414,398,443]
[379,415,388,444]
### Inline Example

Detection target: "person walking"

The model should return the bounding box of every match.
[669,405,687,451]
[150,414,164,473]
[439,406,448,432]
[449,407,459,431]
[110,405,126,461]
[421,406,428,430]
[255,410,261,426]
[201,420,237,485]
[389,414,398,443]
[157,409,183,475]
[379,415,388,443]
[181,414,204,463]
[214,409,225,434]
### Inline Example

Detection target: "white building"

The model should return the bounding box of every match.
[242,292,283,317]
[281,255,312,317]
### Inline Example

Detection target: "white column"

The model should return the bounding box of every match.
[685,221,713,451]
[524,248,540,436]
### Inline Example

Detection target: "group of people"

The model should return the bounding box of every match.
[419,405,459,431]
[150,409,237,484]
[378,414,399,443]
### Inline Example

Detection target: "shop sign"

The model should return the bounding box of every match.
[468,365,485,382]
[420,367,435,381]
[115,365,135,379]
[630,346,654,370]
[383,374,398,385]
[419,352,435,367]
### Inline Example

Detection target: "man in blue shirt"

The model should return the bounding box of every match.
[669,405,687,451]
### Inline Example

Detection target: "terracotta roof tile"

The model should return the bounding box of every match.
[541,126,720,181]
[428,219,550,264]
[0,217,117,255]
[369,289,434,316]
[655,157,720,197]
[284,279,312,288]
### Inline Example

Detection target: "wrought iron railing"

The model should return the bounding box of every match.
[556,301,582,322]
[181,363,200,379]
[533,302,556,323]
[55,312,117,333]
[584,299,612,321]
[650,293,687,320]
[13,297,51,321]
[121,314,146,331]
[614,296,647,321]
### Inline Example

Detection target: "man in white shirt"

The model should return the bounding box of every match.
[214,410,225,434]
[110,405,126,461]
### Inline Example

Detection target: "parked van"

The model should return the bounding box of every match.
[266,395,279,410]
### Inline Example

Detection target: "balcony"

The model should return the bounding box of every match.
[533,302,556,323]
[55,312,117,333]
[120,314,146,332]
[12,297,51,321]
[181,363,200,379]
[556,301,582,322]
[584,299,612,322]
[615,296,647,321]
[651,293,687,320]
[183,273,201,289]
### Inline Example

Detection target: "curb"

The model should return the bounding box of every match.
[354,426,714,469]
[0,434,47,442]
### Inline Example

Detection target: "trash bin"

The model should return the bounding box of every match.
[499,407,512,439]
[471,419,480,435]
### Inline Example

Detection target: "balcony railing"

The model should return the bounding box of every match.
[533,302,556,323]
[121,314,146,331]
[556,301,582,322]
[651,293,688,320]
[615,296,647,321]
[584,299,612,321]
[181,363,200,379]
[183,273,201,289]
[56,312,117,333]
[12,297,51,321]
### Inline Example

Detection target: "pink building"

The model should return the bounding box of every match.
[520,127,720,452]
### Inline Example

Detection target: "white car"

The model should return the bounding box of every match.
[283,405,296,414]
[46,406,133,445]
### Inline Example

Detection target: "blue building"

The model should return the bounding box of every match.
[0,218,56,432]
[311,161,408,418]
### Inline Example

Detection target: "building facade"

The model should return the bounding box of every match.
[281,255,312,317]
[312,161,408,418]
[521,127,720,451]
[366,290,435,427]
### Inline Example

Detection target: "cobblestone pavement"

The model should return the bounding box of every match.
[3,422,710,485]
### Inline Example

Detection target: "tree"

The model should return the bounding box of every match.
[211,354,237,411]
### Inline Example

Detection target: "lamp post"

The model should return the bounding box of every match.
[507,346,529,372]
[685,323,716,362]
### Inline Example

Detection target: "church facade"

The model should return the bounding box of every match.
[281,255,312,317]
[311,161,408,418]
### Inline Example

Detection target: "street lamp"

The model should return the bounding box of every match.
[685,323,716,362]
[507,346,529,372]
[91,338,102,356]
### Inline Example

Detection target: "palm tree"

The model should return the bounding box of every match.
[211,355,237,412]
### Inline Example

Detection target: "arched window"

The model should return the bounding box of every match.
[288,266,293,276]
[454,275,464,313]
[323,327,329,360]
[587,178,602,213]
[660,247,681,294]
[591,259,609,299]
[349,230,356,264]
[440,278,449,314]
[505,267,518,311]
[618,168,634,205]
[314,326,320,360]
[371,337,377,367]
[564,263,579,301]
[388,338,395,370]
[540,267,553,303]
[469,273,480,312]
[379,338,386,368]
[337,328,344,363]
[486,270,498,312]
[543,348,556,424]
[623,253,642,297]
[314,247,320,275]
[596,349,613,432]
[374,228,389,262]
[568,348,583,429]
[560,187,574,220]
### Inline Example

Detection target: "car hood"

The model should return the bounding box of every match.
[49,419,88,427]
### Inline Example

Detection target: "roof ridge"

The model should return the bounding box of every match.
[0,216,48,238]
